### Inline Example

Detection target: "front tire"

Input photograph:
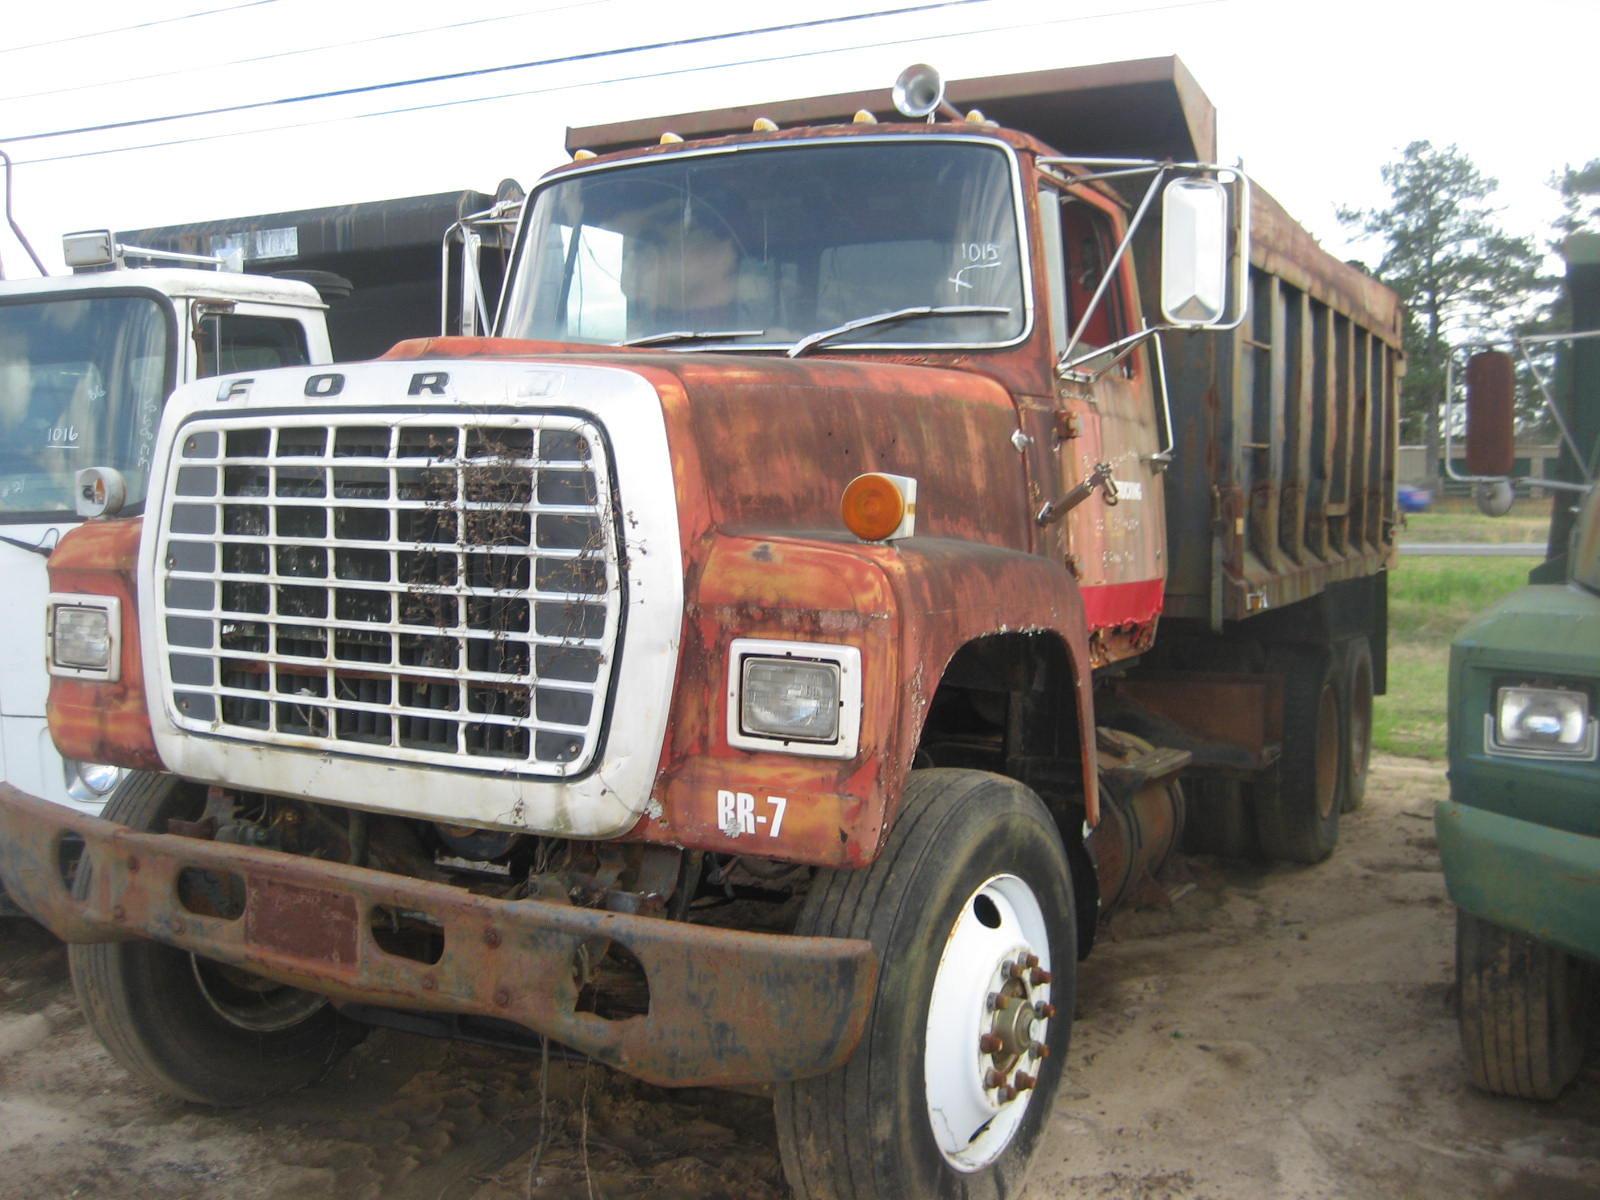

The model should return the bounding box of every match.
[775,769,1076,1199]
[69,772,360,1106]
[1456,908,1592,1100]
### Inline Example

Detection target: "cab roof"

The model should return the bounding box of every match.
[0,267,324,308]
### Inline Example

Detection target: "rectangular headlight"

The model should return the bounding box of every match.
[1488,684,1596,760]
[47,595,121,681]
[727,639,862,759]
[742,658,842,742]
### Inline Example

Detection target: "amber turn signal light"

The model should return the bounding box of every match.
[841,472,917,542]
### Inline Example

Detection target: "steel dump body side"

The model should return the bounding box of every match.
[1155,186,1402,627]
[118,189,507,361]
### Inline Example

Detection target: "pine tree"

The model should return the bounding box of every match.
[1339,141,1542,479]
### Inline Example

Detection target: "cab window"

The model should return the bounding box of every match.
[1040,186,1128,360]
[195,314,310,378]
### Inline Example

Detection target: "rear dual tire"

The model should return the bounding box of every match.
[1253,646,1344,864]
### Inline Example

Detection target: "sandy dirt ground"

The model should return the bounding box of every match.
[1,755,1596,1199]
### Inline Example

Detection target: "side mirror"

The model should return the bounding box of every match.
[1464,350,1516,476]
[1160,178,1229,326]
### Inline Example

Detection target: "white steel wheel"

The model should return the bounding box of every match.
[924,873,1055,1170]
[776,769,1076,1200]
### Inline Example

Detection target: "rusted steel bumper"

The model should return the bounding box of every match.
[0,783,877,1088]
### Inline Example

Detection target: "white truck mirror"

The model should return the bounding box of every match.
[62,230,117,269]
[1160,178,1230,326]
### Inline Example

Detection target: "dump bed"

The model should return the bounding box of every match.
[570,56,1402,628]
[1156,187,1402,627]
[117,188,513,360]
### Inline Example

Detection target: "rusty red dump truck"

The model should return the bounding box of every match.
[0,58,1399,1198]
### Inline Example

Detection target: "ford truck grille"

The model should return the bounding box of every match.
[155,414,622,777]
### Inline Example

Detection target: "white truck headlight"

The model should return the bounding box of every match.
[47,594,121,682]
[65,759,126,802]
[727,639,862,758]
[1487,684,1596,760]
[743,659,841,741]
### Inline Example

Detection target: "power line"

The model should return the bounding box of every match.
[0,0,992,145]
[0,1,614,105]
[0,2,278,57]
[10,0,1225,169]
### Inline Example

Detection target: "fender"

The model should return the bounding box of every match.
[635,532,1097,868]
[45,517,164,772]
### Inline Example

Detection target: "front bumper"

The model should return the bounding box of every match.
[0,782,877,1087]
[1436,798,1600,964]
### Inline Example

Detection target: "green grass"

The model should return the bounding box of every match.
[1374,556,1540,760]
[1397,495,1551,545]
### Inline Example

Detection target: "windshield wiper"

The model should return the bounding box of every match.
[622,328,766,348]
[0,531,56,559]
[787,305,1013,359]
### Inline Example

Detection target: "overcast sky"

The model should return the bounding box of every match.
[1,0,1593,278]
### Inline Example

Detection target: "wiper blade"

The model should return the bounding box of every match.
[621,328,766,348]
[787,305,1012,359]
[0,532,56,559]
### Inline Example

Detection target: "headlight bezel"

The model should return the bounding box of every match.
[726,638,862,759]
[1484,679,1597,761]
[46,593,122,682]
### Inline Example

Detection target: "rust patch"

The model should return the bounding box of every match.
[0,783,876,1090]
[246,880,359,967]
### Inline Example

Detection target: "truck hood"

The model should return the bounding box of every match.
[383,338,1037,548]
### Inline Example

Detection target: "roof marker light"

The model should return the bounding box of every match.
[752,117,778,132]
[852,110,878,125]
[573,149,597,161]
[659,132,683,145]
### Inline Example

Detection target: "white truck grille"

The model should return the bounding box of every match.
[155,413,622,777]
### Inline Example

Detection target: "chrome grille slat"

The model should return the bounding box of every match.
[158,413,620,775]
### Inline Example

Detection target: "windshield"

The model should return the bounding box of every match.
[501,139,1026,350]
[0,293,172,522]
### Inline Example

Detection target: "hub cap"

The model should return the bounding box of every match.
[923,873,1053,1171]
[191,956,328,1033]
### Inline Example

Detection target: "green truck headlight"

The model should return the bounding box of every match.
[1489,685,1596,760]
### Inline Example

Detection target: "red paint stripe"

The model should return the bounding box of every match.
[1081,578,1165,629]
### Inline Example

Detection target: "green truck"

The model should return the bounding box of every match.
[1437,234,1600,1100]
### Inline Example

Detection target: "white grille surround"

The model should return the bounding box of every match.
[140,361,684,837]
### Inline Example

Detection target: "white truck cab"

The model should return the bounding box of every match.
[0,249,330,812]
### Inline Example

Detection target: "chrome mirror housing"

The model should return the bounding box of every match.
[1160,178,1230,326]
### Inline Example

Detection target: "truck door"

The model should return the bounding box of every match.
[186,302,330,382]
[1038,182,1167,653]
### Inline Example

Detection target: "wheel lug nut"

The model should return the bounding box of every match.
[989,992,1010,1011]
[1005,960,1026,981]
[996,1085,1016,1103]
[1031,967,1053,986]
[979,1034,1003,1055]
[1034,1001,1056,1019]
[984,1068,1007,1089]
[1014,1071,1037,1091]
[1023,953,1039,969]
[1030,1040,1051,1059]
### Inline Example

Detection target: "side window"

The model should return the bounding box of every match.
[1040,186,1128,359]
[195,314,311,378]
